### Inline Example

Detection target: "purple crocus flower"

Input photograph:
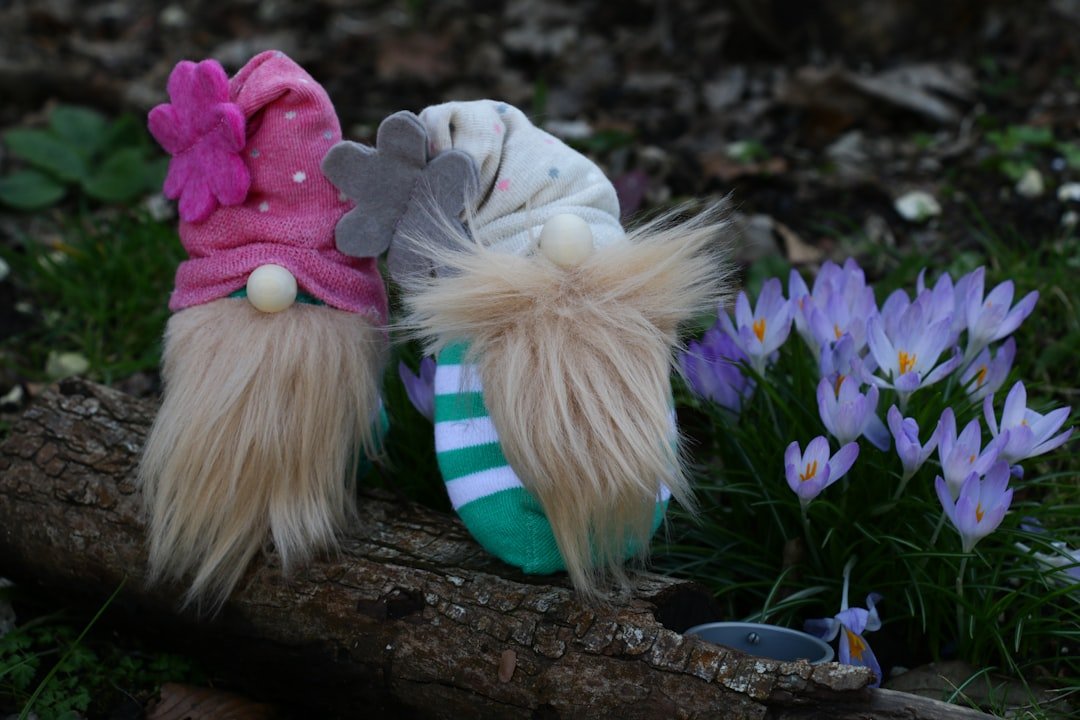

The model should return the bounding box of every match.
[1016,518,1080,588]
[887,405,941,482]
[867,289,960,406]
[784,436,859,506]
[790,260,875,354]
[935,461,1014,553]
[963,267,1038,361]
[958,338,1015,403]
[804,559,883,686]
[936,407,1008,499]
[399,356,436,422]
[788,267,815,349]
[718,278,793,375]
[805,262,876,353]
[817,376,889,450]
[984,381,1073,464]
[916,268,972,344]
[680,327,754,413]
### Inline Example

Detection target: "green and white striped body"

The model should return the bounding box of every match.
[434,343,672,574]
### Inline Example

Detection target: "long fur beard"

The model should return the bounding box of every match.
[138,299,387,612]
[400,206,731,597]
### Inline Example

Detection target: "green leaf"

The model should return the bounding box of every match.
[0,169,67,210]
[1008,124,1054,147]
[99,114,146,156]
[999,159,1030,182]
[1058,142,1080,170]
[49,106,108,159]
[82,148,148,203]
[144,156,169,191]
[3,129,87,183]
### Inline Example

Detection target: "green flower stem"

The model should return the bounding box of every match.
[956,555,970,648]
[928,510,948,547]
[800,505,823,570]
[893,471,915,501]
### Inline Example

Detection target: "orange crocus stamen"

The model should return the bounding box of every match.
[975,365,988,387]
[799,460,818,482]
[834,374,847,395]
[834,323,843,340]
[753,318,766,343]
[975,502,985,523]
[898,350,916,375]
[845,628,867,661]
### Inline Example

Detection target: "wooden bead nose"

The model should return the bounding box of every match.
[246,264,297,313]
[538,214,594,268]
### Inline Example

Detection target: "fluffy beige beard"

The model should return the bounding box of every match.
[401,206,731,596]
[138,299,387,612]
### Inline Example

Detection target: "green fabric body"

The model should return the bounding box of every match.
[434,342,669,575]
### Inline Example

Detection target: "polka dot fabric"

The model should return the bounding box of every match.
[165,51,387,323]
[418,100,624,257]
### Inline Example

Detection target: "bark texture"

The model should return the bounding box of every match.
[0,379,991,719]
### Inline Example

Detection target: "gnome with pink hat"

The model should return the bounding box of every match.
[139,51,388,611]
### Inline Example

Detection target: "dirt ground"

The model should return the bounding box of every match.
[2,0,1079,264]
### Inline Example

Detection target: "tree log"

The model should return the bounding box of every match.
[0,379,991,719]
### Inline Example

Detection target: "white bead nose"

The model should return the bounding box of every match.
[246,264,297,313]
[538,213,594,268]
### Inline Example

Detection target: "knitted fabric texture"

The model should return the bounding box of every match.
[152,51,386,321]
[418,100,623,256]
[434,343,669,574]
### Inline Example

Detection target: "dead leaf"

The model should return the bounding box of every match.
[778,62,974,127]
[498,649,517,683]
[774,218,823,265]
[147,683,279,720]
[701,153,788,183]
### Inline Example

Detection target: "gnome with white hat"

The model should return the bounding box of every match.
[327,100,731,597]
[140,51,388,611]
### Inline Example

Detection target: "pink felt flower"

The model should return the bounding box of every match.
[148,59,250,222]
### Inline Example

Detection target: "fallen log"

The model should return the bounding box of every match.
[0,378,990,719]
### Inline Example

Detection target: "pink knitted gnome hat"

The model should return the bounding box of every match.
[149,50,387,322]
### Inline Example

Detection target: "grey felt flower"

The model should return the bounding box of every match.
[321,110,478,281]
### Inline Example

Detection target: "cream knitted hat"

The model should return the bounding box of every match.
[418,100,623,256]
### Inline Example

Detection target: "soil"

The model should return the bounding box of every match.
[2,0,1079,264]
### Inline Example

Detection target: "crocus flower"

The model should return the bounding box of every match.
[916,268,972,344]
[805,264,876,354]
[1016,518,1080,589]
[784,436,859,506]
[880,282,956,347]
[958,338,1015,403]
[963,267,1038,361]
[804,559,883,686]
[788,268,815,349]
[984,381,1073,463]
[791,260,875,354]
[867,289,960,406]
[887,405,941,482]
[936,408,1008,499]
[399,356,436,421]
[935,461,1014,553]
[680,327,754,412]
[718,278,793,375]
[817,376,889,450]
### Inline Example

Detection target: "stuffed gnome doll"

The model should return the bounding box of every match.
[139,51,388,611]
[324,101,730,597]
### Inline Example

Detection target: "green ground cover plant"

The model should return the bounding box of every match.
[0,211,182,385]
[0,106,167,211]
